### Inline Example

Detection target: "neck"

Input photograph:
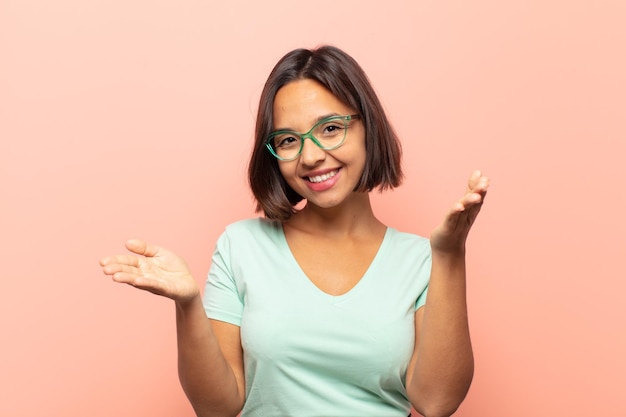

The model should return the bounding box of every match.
[285,192,384,237]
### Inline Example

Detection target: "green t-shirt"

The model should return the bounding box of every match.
[204,218,430,417]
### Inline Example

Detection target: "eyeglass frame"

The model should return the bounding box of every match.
[265,114,361,161]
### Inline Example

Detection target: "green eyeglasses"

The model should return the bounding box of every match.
[266,114,360,161]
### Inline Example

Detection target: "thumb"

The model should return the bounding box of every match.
[125,239,162,258]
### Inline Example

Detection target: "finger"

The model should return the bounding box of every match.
[101,262,141,276]
[125,239,162,258]
[467,170,482,191]
[467,170,491,193]
[470,174,490,194]
[109,271,138,283]
[441,201,464,230]
[479,189,488,202]
[448,198,481,232]
[462,192,485,222]
[459,192,483,209]
[111,271,151,286]
[476,176,489,194]
[99,254,140,267]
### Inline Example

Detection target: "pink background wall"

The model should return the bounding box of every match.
[1,0,624,415]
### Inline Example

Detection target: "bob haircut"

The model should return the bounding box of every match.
[248,45,403,221]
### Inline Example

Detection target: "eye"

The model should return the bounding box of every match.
[275,135,299,149]
[321,122,344,136]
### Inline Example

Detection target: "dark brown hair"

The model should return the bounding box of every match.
[248,45,403,220]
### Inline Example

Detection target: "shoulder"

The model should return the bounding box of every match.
[223,217,282,238]
[211,218,287,279]
[380,228,431,287]
[215,218,284,253]
[385,227,430,253]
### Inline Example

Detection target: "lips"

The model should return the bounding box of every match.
[306,169,339,183]
[301,168,342,192]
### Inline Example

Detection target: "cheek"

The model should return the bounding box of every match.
[277,162,288,177]
[277,161,297,184]
[348,138,368,170]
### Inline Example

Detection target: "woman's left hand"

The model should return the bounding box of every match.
[430,170,489,256]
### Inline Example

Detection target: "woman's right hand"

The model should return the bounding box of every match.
[99,239,199,304]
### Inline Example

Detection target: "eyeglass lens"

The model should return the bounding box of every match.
[270,117,349,160]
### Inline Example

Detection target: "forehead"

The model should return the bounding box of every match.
[272,79,354,130]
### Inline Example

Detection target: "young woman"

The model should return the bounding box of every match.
[100,45,489,417]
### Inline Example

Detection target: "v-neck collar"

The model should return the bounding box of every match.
[277,225,392,303]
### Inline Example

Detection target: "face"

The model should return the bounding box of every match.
[272,78,366,210]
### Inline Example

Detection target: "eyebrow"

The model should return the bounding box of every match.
[272,113,342,133]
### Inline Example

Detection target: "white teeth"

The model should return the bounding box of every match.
[307,170,338,183]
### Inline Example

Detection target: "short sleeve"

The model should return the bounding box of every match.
[415,285,428,310]
[203,231,244,326]
[414,243,431,310]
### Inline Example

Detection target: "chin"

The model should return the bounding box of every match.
[305,194,353,210]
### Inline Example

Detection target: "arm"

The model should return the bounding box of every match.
[100,240,245,417]
[176,297,245,417]
[406,170,489,417]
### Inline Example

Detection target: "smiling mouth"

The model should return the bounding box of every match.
[306,169,339,183]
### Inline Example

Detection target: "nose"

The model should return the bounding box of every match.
[299,137,326,166]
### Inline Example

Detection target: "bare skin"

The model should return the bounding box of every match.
[99,80,489,417]
[407,170,488,417]
[99,170,487,417]
[99,242,245,417]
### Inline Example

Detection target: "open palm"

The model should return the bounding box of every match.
[100,239,199,303]
[430,170,489,255]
